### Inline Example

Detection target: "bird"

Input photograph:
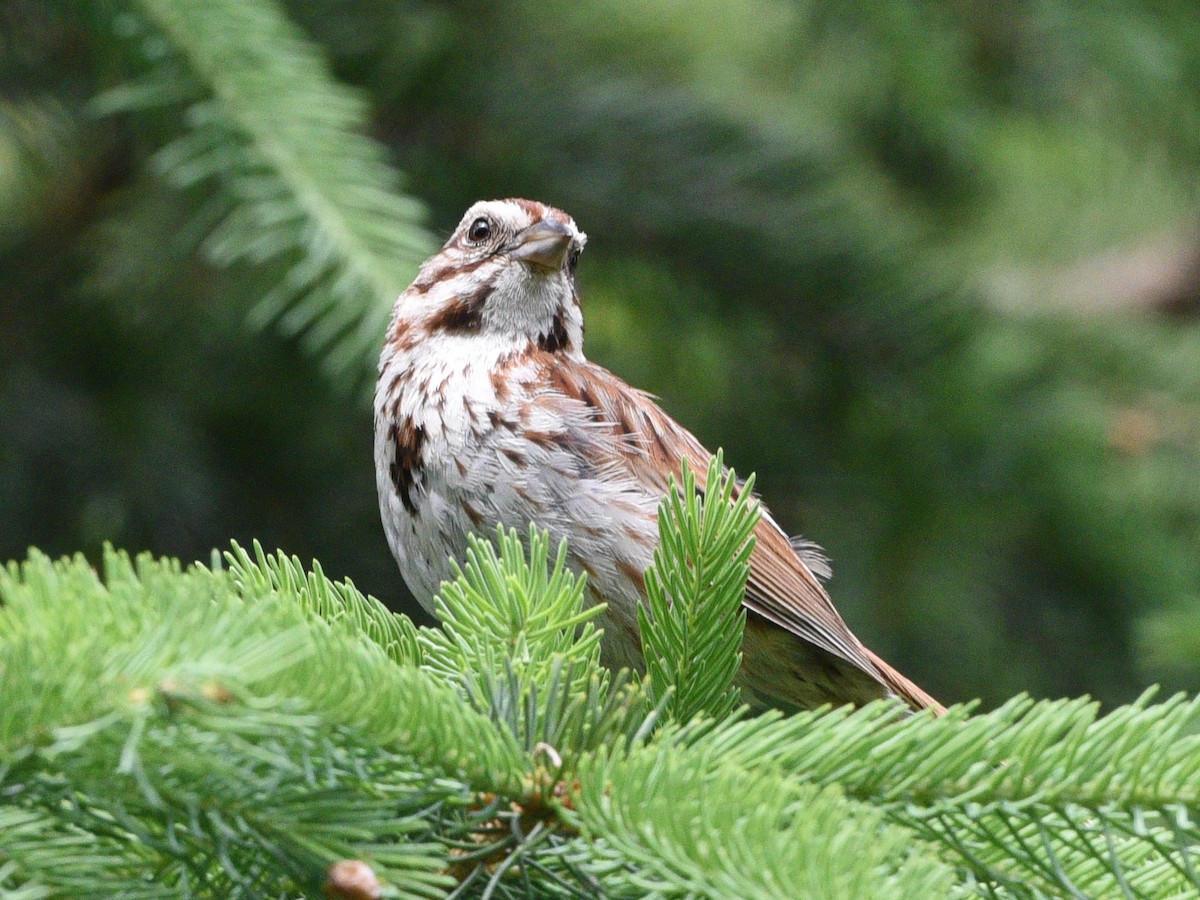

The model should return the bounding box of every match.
[374,198,942,713]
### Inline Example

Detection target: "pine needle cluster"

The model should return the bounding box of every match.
[85,0,434,391]
[3,458,1199,898]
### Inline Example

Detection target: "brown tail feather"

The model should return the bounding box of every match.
[865,648,946,715]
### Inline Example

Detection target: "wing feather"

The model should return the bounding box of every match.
[528,356,904,676]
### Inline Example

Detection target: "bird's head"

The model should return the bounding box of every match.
[389,199,588,357]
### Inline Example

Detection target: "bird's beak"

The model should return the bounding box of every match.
[511,219,573,272]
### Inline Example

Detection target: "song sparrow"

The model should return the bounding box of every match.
[375,198,942,713]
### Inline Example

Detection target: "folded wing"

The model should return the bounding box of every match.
[529,354,942,713]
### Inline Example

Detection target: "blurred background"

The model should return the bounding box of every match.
[3,0,1199,708]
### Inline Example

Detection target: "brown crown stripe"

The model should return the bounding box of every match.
[426,282,493,333]
[513,198,575,227]
[388,419,426,515]
[512,198,548,220]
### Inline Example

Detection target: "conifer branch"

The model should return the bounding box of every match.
[421,525,655,764]
[4,501,1199,895]
[663,694,1200,896]
[571,740,957,898]
[224,539,422,667]
[90,0,434,390]
[639,451,759,722]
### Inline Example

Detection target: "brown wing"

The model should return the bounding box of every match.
[529,354,941,712]
[864,648,945,713]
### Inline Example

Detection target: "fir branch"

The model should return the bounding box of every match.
[0,806,167,900]
[0,547,540,895]
[639,451,759,722]
[571,740,958,899]
[422,526,602,684]
[0,548,526,789]
[6,521,1200,894]
[89,0,434,390]
[423,526,602,681]
[469,662,652,769]
[677,694,1200,814]
[420,525,656,763]
[11,723,456,898]
[223,539,422,668]
[665,693,1200,896]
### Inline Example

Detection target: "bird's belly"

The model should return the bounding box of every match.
[378,471,471,613]
[401,433,659,639]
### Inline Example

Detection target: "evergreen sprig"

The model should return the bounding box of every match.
[88,0,434,389]
[0,549,494,897]
[3,458,1199,897]
[662,693,1200,897]
[422,526,603,691]
[224,539,422,667]
[639,450,760,722]
[572,741,958,899]
[421,526,653,764]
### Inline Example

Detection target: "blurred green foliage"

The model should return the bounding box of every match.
[2,0,1199,709]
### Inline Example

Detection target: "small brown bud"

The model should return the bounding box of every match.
[324,859,382,900]
[200,681,234,703]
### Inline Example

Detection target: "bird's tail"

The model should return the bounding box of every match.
[865,648,946,715]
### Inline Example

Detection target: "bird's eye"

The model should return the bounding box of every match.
[467,217,492,243]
